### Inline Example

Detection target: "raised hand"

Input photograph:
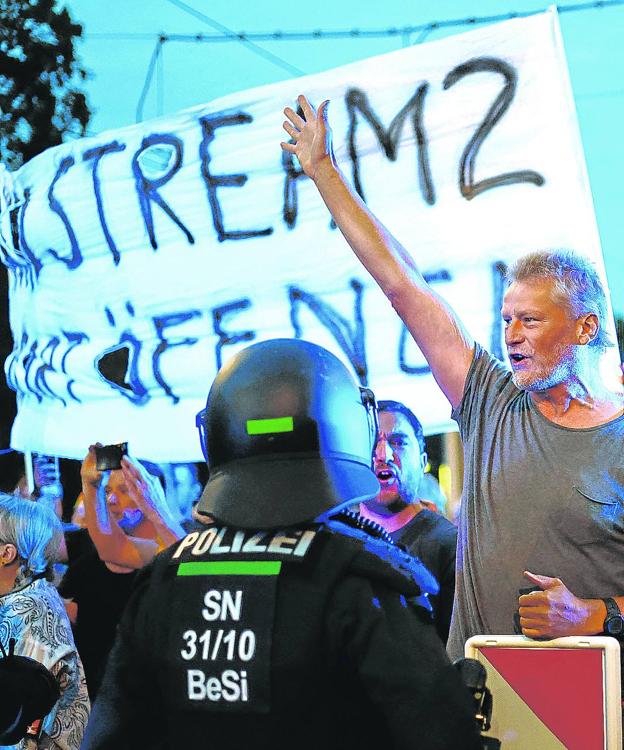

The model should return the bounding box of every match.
[120,457,169,523]
[120,457,185,546]
[80,444,103,490]
[281,95,334,181]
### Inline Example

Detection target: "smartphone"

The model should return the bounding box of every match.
[95,442,128,471]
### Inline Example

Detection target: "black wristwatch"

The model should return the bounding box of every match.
[602,598,624,636]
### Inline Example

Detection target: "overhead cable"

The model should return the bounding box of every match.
[164,0,305,76]
[86,0,624,45]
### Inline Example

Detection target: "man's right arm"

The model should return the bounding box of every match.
[281,96,475,408]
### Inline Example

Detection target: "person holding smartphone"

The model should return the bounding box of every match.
[58,448,185,699]
[79,446,183,568]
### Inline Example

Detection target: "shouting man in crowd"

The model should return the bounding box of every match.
[359,400,456,643]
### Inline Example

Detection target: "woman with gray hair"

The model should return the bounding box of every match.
[0,494,89,750]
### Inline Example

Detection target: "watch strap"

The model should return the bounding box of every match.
[603,597,621,618]
[602,597,623,634]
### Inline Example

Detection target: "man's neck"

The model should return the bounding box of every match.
[530,370,624,428]
[359,501,422,533]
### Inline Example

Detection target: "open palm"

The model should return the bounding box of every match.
[281,95,333,181]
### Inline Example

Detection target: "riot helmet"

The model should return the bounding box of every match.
[195,338,379,528]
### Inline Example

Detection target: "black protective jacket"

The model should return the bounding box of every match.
[83,516,481,750]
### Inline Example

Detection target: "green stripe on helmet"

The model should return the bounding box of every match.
[246,417,294,435]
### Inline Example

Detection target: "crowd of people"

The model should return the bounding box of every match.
[0,92,622,749]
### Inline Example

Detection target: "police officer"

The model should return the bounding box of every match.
[83,339,481,750]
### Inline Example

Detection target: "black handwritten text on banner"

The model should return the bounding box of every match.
[0,10,609,460]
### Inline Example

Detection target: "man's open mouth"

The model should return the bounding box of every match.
[509,353,529,364]
[375,468,396,482]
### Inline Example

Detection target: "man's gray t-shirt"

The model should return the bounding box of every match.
[447,344,624,660]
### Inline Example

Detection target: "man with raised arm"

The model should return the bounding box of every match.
[282,95,624,660]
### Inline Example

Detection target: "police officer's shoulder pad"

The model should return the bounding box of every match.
[321,514,439,597]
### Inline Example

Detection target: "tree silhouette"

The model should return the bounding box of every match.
[0,0,91,489]
[0,0,91,169]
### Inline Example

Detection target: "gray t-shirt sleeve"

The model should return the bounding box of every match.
[451,343,512,441]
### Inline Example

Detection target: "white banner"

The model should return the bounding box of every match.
[0,9,611,461]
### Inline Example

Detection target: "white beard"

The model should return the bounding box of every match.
[511,346,576,392]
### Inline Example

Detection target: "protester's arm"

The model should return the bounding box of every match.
[80,446,150,569]
[281,95,475,408]
[120,456,186,549]
[518,570,623,638]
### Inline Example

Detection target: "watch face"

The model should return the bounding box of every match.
[606,616,624,636]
